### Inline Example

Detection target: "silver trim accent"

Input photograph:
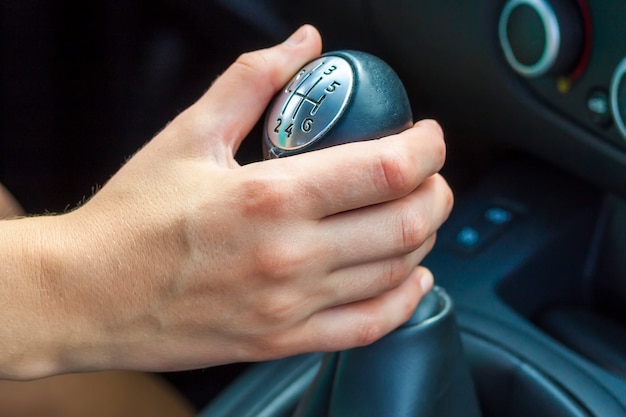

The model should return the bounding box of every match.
[610,56,626,140]
[266,55,354,151]
[498,0,561,78]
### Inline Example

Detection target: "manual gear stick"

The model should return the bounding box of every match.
[292,288,481,417]
[264,51,482,417]
[263,50,413,158]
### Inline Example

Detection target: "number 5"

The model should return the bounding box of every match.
[325,81,341,93]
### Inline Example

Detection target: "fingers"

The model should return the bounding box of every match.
[256,119,446,219]
[317,174,452,270]
[289,266,435,354]
[175,25,322,157]
[317,234,437,309]
[302,175,449,313]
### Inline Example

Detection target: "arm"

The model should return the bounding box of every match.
[0,25,453,380]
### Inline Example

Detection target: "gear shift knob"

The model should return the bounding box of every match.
[263,50,413,158]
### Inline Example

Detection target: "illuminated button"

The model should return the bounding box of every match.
[587,89,611,127]
[484,207,513,225]
[449,204,520,255]
[456,227,481,248]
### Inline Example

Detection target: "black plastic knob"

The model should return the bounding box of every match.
[498,0,584,77]
[263,50,413,158]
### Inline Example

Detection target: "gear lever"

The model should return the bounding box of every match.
[263,51,481,417]
[263,50,413,158]
[292,288,482,417]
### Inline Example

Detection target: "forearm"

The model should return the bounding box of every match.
[0,207,180,380]
[0,211,114,381]
[1,189,203,380]
[0,184,87,380]
[0,216,70,379]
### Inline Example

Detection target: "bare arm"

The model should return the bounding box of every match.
[0,25,452,380]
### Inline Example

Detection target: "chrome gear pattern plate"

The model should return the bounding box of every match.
[266,55,354,151]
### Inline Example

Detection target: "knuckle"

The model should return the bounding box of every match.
[353,315,385,347]
[398,208,428,251]
[253,243,302,283]
[373,148,413,194]
[233,50,269,79]
[251,230,314,287]
[232,50,286,94]
[238,174,294,219]
[255,291,299,324]
[381,257,411,289]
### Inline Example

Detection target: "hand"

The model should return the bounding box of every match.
[20,25,453,376]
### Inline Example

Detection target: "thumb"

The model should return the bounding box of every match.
[173,25,323,161]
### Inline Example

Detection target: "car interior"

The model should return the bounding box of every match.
[1,0,625,416]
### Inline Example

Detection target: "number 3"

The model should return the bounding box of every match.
[323,65,337,75]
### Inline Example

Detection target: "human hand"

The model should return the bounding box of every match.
[31,25,453,376]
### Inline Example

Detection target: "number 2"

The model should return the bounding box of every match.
[274,118,282,133]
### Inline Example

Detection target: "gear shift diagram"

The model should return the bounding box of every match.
[263,50,413,158]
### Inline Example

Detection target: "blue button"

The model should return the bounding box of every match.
[456,227,480,247]
[484,207,513,225]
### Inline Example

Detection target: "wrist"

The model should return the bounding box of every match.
[36,209,119,376]
[0,211,123,379]
[43,199,192,374]
[0,215,77,379]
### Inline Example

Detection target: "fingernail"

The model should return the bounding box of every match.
[284,25,309,46]
[419,269,434,294]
